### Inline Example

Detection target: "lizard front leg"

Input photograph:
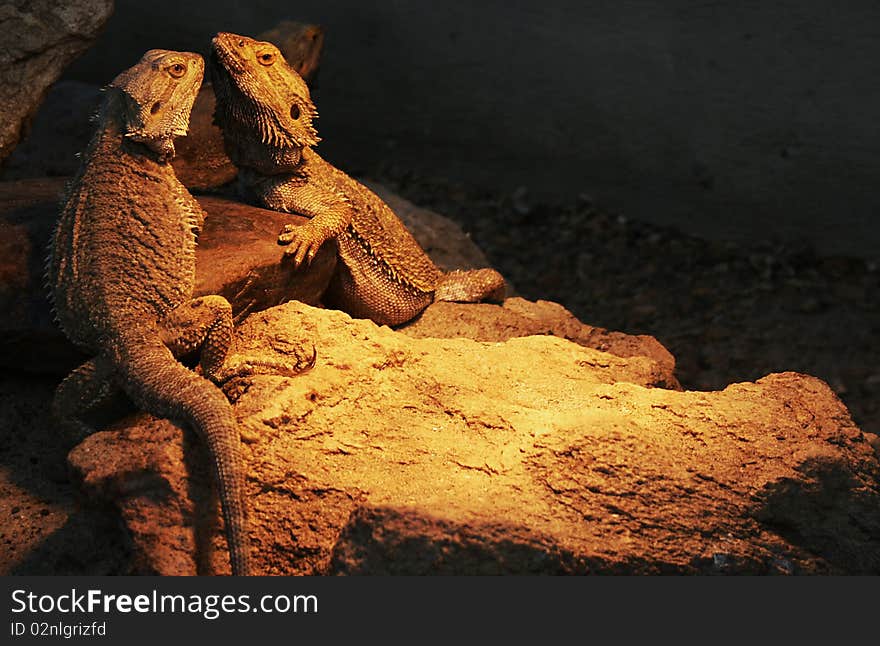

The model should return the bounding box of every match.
[160,295,316,385]
[266,178,353,267]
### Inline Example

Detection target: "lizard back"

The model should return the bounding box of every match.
[50,96,203,349]
[47,50,258,576]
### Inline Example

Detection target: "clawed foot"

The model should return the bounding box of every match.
[211,346,317,384]
[213,347,316,402]
[278,222,328,267]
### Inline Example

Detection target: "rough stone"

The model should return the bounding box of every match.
[0,0,114,164]
[403,298,679,389]
[68,301,880,575]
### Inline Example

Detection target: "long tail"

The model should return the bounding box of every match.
[109,333,251,576]
[434,268,506,303]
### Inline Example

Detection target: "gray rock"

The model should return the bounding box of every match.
[0,0,114,165]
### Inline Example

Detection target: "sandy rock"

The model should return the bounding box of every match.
[68,301,880,575]
[0,0,114,165]
[403,298,679,389]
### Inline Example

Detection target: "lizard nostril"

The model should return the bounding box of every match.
[238,39,245,47]
[150,102,161,115]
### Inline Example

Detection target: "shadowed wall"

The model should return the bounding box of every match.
[64,1,880,256]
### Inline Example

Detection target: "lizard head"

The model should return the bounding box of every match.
[210,32,320,156]
[109,49,205,162]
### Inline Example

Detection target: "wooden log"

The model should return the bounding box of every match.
[0,178,335,375]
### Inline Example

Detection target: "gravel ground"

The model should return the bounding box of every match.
[370,164,880,441]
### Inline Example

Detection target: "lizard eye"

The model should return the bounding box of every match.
[168,63,186,78]
[258,51,275,66]
[290,104,301,120]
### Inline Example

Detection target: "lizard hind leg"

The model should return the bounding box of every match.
[51,358,117,444]
[161,295,236,378]
[161,295,316,385]
[434,268,507,304]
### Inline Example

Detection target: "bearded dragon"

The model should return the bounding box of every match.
[209,32,505,327]
[47,50,313,576]
[171,21,325,191]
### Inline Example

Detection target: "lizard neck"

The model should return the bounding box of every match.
[223,124,305,175]
[90,91,177,164]
[85,93,127,159]
[65,92,174,198]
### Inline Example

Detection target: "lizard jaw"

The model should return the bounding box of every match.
[211,33,246,76]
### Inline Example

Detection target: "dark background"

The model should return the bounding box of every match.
[3,1,879,577]
[63,0,880,257]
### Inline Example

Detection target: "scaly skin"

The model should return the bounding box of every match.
[209,32,505,326]
[47,50,314,575]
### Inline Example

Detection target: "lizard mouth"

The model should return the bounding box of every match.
[211,34,245,76]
